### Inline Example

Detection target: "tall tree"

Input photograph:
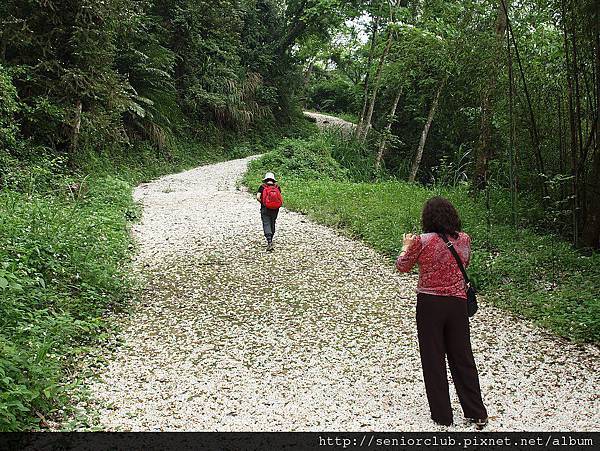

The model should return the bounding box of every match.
[357,28,395,142]
[472,0,509,190]
[581,0,600,248]
[356,13,381,139]
[375,88,402,170]
[356,0,401,143]
[408,76,446,182]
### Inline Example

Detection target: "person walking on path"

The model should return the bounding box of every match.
[256,172,283,251]
[396,196,488,429]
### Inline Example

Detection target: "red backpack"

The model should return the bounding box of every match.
[262,184,283,209]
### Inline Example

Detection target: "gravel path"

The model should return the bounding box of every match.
[303,111,356,134]
[82,156,599,431]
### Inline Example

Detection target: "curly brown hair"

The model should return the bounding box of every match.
[421,196,462,238]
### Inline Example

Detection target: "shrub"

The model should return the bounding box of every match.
[0,177,135,431]
[306,75,360,114]
[0,65,20,151]
[246,134,349,184]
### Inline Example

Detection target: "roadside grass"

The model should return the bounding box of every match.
[244,138,600,344]
[0,177,136,431]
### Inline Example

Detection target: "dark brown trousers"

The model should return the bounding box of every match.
[416,293,487,425]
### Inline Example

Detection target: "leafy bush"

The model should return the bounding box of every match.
[0,177,136,431]
[306,75,360,114]
[246,134,349,184]
[0,65,20,151]
[0,148,69,195]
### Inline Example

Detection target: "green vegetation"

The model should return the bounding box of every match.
[245,132,600,344]
[305,77,361,115]
[1,176,135,431]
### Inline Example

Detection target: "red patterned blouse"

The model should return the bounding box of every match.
[396,232,471,300]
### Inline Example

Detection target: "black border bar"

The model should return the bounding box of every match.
[0,432,597,451]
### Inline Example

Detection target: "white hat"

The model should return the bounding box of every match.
[263,172,276,182]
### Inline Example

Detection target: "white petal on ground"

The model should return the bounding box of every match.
[303,111,356,134]
[77,156,600,432]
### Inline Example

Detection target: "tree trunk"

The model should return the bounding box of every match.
[558,94,566,200]
[570,0,586,229]
[507,4,548,199]
[581,147,600,249]
[408,78,446,182]
[70,100,82,155]
[356,15,380,138]
[562,0,579,246]
[358,28,394,143]
[581,13,600,249]
[473,0,508,190]
[303,58,315,106]
[277,0,309,55]
[304,60,315,86]
[508,24,518,229]
[375,88,402,170]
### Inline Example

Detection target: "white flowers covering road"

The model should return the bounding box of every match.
[81,156,599,431]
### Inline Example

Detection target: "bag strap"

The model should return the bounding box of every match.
[260,184,268,203]
[438,233,471,289]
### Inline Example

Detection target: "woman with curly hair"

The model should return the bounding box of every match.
[396,196,488,428]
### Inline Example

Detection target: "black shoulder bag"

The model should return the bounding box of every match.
[438,233,478,317]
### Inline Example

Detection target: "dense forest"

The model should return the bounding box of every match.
[1,0,599,432]
[0,0,320,164]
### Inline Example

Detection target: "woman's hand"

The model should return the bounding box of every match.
[402,233,418,251]
[397,233,420,271]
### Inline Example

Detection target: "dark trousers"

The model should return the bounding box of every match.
[260,207,279,242]
[416,293,487,425]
